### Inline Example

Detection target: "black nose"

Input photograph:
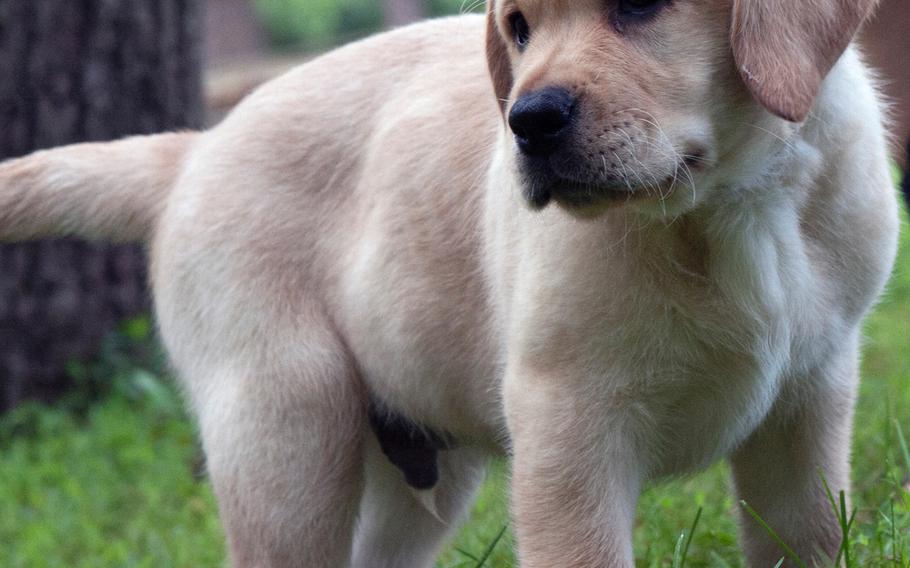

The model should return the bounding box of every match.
[508,87,576,156]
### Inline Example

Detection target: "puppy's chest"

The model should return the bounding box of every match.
[609,232,827,472]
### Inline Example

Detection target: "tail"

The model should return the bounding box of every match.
[0,131,197,243]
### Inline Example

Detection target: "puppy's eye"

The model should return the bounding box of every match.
[509,13,531,51]
[618,0,665,18]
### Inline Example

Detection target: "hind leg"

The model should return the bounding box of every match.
[192,330,366,568]
[351,434,489,567]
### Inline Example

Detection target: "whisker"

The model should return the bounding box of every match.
[735,122,797,150]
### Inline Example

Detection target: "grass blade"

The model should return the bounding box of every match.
[821,472,855,567]
[454,547,480,562]
[474,525,508,568]
[895,419,910,484]
[891,500,902,568]
[838,490,856,567]
[673,531,686,568]
[740,500,808,568]
[676,506,703,568]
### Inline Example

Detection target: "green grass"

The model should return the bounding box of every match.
[1,188,907,566]
[0,397,223,568]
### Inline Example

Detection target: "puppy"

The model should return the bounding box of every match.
[0,0,899,566]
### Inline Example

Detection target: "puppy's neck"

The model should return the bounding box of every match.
[614,135,823,308]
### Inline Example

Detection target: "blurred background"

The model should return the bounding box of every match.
[203,0,483,121]
[0,1,907,566]
[205,0,910,147]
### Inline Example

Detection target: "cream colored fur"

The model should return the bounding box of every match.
[0,1,899,566]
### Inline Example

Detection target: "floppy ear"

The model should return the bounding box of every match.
[731,0,879,122]
[486,0,513,112]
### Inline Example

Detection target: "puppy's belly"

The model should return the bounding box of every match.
[349,333,507,448]
[338,284,507,447]
[339,266,796,470]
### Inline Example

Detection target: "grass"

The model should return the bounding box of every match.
[1,186,907,566]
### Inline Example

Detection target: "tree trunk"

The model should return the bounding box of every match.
[0,0,203,411]
[383,0,425,28]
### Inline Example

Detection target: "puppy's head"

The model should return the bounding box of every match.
[485,0,878,216]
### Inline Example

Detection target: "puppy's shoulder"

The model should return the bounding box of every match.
[809,46,889,151]
[798,45,899,317]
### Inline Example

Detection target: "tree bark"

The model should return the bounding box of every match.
[0,0,203,411]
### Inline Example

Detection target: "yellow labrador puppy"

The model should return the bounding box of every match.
[0,0,899,566]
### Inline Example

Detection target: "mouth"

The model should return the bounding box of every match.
[519,157,676,212]
[514,138,711,214]
[523,180,648,211]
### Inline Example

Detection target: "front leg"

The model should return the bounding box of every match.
[730,345,860,567]
[505,368,645,567]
